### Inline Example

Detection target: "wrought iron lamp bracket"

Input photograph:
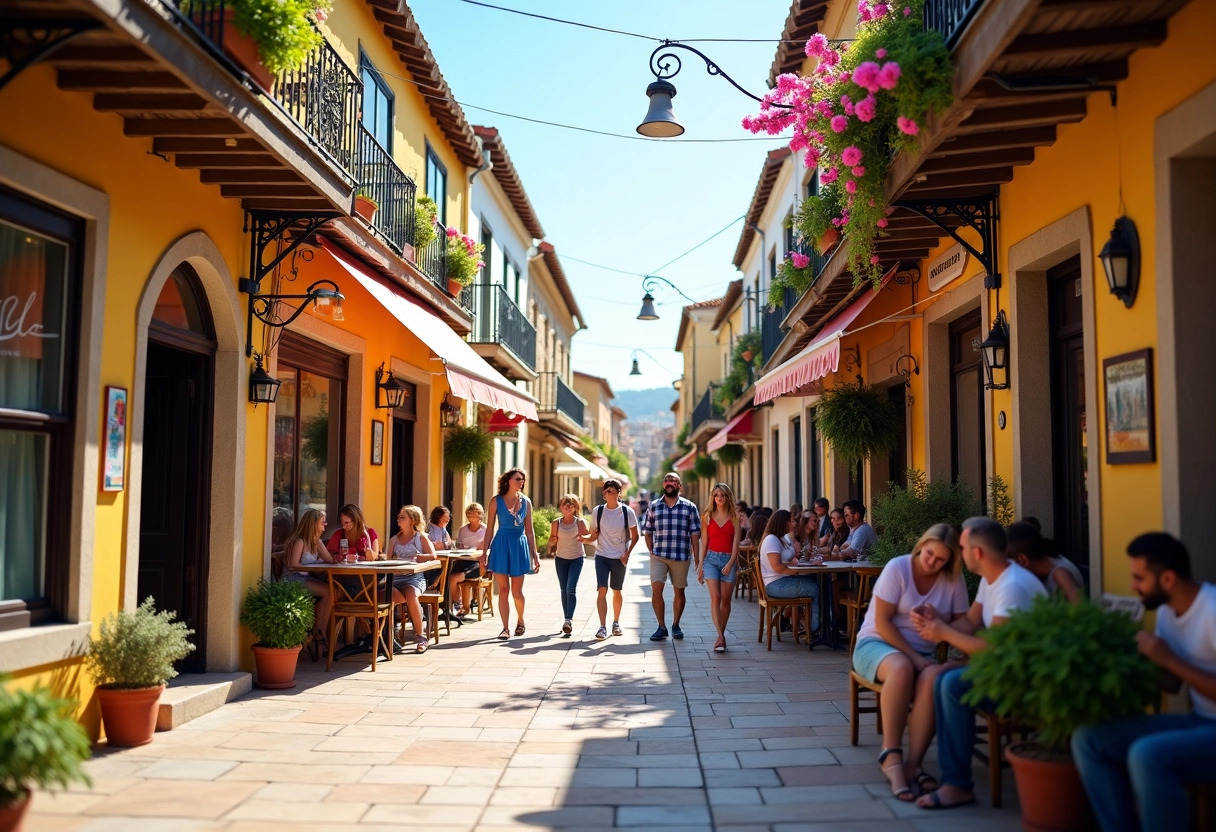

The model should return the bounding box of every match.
[642,274,697,303]
[895,192,1000,288]
[838,344,863,385]
[0,19,102,93]
[648,40,792,109]
[245,209,340,288]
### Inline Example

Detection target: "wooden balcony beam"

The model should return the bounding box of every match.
[1003,21,1167,59]
[58,69,186,91]
[173,153,280,169]
[219,185,324,199]
[954,99,1087,134]
[919,148,1036,174]
[92,93,209,111]
[199,169,305,184]
[123,118,244,137]
[929,126,1058,155]
[153,137,266,153]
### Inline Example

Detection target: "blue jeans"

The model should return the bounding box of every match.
[1072,712,1216,832]
[764,575,819,630]
[934,667,997,792]
[553,556,583,621]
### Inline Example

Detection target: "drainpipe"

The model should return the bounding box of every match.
[468,135,493,184]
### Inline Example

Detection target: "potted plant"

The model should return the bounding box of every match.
[413,194,439,253]
[793,182,845,257]
[963,597,1158,832]
[0,683,91,831]
[353,190,378,224]
[240,577,316,689]
[693,454,718,480]
[444,227,485,295]
[85,598,194,748]
[813,382,899,472]
[715,444,747,466]
[443,423,494,473]
[208,0,334,90]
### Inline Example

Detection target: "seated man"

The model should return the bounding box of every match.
[838,499,876,561]
[911,516,1047,809]
[1072,532,1216,832]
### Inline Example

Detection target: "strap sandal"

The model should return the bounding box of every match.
[414,636,429,654]
[497,628,510,640]
[913,770,939,793]
[514,622,526,636]
[878,748,915,803]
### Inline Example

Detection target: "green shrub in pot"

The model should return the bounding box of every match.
[443,424,494,473]
[0,682,92,814]
[86,598,195,690]
[240,577,316,648]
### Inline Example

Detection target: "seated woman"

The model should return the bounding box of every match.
[759,509,820,642]
[451,502,488,617]
[280,509,334,648]
[817,507,849,555]
[386,504,440,653]
[325,504,379,561]
[1007,521,1084,602]
[852,522,970,801]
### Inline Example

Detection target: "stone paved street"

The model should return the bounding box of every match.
[32,551,1023,831]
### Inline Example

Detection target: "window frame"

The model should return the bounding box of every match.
[425,143,447,226]
[359,48,394,153]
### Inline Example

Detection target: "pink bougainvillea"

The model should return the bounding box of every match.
[897,115,920,135]
[791,252,811,269]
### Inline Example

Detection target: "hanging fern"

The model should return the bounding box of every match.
[813,382,899,470]
[302,411,328,468]
[715,444,747,466]
[443,425,494,473]
[682,468,700,485]
[693,454,718,480]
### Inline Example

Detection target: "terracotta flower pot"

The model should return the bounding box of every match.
[220,9,275,91]
[447,278,467,297]
[96,684,164,748]
[252,644,302,690]
[741,349,754,362]
[353,194,378,223]
[0,788,31,832]
[1005,743,1097,832]
[816,227,840,256]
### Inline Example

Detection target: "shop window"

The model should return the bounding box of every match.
[0,191,80,630]
[272,333,346,526]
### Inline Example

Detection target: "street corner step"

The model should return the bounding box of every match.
[157,671,253,731]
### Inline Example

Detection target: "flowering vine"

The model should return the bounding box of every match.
[743,0,953,286]
[445,227,486,286]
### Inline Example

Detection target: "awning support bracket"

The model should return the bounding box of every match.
[0,19,102,94]
[894,192,1000,288]
[242,210,340,290]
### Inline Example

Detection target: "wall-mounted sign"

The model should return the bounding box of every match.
[927,242,969,292]
[489,427,519,442]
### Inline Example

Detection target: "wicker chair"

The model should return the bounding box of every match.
[750,555,814,650]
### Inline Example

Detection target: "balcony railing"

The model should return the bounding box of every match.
[356,125,416,255]
[536,372,584,427]
[925,0,985,49]
[168,1,361,176]
[418,220,448,290]
[466,283,537,371]
[761,286,798,365]
[691,384,724,436]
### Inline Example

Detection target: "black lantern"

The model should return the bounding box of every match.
[630,358,642,376]
[248,354,280,404]
[439,393,461,428]
[637,275,694,321]
[1099,216,1140,308]
[979,311,1011,391]
[637,79,683,138]
[240,277,344,356]
[375,363,408,410]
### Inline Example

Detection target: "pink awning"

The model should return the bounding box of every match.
[707,409,757,452]
[673,449,697,472]
[320,240,538,420]
[754,267,895,405]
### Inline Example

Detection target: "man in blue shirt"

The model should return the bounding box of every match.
[642,472,701,641]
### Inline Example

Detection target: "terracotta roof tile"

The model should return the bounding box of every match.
[732,148,792,269]
[537,241,585,329]
[472,126,544,240]
[768,1,831,86]
[711,279,743,331]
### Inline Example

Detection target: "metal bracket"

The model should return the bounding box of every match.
[0,19,102,94]
[244,210,340,290]
[895,192,1000,289]
[839,344,863,385]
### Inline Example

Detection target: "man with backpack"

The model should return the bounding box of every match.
[581,479,639,640]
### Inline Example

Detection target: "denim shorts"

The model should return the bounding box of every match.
[702,550,737,583]
[852,637,934,682]
[393,573,428,594]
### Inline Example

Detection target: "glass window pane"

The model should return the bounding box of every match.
[0,220,69,413]
[0,430,48,601]
[152,268,208,334]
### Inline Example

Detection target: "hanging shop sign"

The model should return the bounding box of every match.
[927,242,969,292]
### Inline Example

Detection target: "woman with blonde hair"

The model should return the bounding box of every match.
[549,493,590,636]
[386,504,440,653]
[852,523,969,801]
[281,509,334,647]
[697,482,742,653]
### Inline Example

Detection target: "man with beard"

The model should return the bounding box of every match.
[641,472,701,641]
[1072,533,1216,832]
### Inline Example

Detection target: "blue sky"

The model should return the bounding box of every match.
[410,0,792,391]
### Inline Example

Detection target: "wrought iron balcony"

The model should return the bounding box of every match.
[356,124,416,255]
[168,1,361,176]
[924,0,985,49]
[465,283,537,372]
[691,383,724,436]
[536,372,585,428]
[418,220,448,290]
[761,286,799,365]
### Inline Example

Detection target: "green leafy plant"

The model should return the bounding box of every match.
[444,228,486,287]
[988,473,1014,526]
[532,504,561,551]
[717,330,764,408]
[86,598,195,690]
[715,444,747,466]
[693,454,718,480]
[413,194,439,250]
[813,382,899,471]
[0,681,91,807]
[443,424,494,473]
[302,410,328,468]
[794,182,845,254]
[963,597,1158,755]
[682,468,700,485]
[240,577,316,648]
[354,189,378,208]
[225,0,332,74]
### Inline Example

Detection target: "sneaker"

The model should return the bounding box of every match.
[611,622,622,637]
[595,626,608,641]
[671,625,684,640]
[562,620,572,635]
[650,626,669,641]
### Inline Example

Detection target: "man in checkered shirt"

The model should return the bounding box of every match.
[642,472,701,641]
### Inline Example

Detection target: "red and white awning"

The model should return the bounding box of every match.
[321,240,538,420]
[673,449,697,472]
[706,409,757,452]
[753,267,894,405]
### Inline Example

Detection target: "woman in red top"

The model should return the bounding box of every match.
[325,503,380,561]
[697,482,742,653]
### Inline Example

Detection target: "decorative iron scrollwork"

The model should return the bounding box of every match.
[895,192,1000,288]
[0,19,102,93]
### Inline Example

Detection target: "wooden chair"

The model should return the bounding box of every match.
[843,565,883,653]
[848,671,884,746]
[473,571,494,621]
[974,707,1030,808]
[326,570,393,672]
[750,556,814,650]
[418,556,452,643]
[735,549,756,601]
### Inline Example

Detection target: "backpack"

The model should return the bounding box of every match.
[595,504,635,531]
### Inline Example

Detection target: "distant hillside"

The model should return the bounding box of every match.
[614,387,676,426]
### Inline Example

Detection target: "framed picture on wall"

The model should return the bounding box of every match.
[102,386,128,491]
[1102,348,1155,464]
[371,419,384,466]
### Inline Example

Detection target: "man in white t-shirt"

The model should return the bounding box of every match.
[911,516,1047,810]
[1072,533,1216,832]
[581,480,639,641]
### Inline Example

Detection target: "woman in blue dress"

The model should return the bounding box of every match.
[479,467,540,640]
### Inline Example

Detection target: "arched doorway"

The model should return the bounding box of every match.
[138,265,215,673]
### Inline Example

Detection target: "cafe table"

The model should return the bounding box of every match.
[786,559,867,651]
[434,548,484,625]
[307,559,440,671]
